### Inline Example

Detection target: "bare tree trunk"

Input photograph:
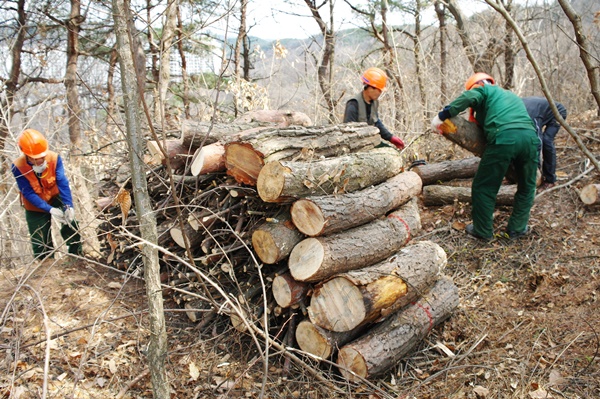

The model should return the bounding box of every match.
[502,0,515,89]
[106,47,118,135]
[175,5,191,119]
[434,0,447,103]
[157,0,178,127]
[112,1,170,397]
[233,0,247,117]
[556,0,600,115]
[1,0,26,144]
[304,0,337,123]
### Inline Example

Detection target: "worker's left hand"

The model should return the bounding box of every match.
[390,136,405,150]
[64,207,76,224]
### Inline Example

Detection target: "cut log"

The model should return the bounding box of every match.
[227,123,382,186]
[289,198,421,282]
[170,223,204,249]
[295,319,367,360]
[440,116,486,156]
[336,276,459,381]
[290,171,422,236]
[234,109,313,127]
[410,157,480,186]
[252,215,305,264]
[190,142,226,176]
[272,273,309,308]
[580,183,600,205]
[180,120,264,149]
[257,147,404,203]
[147,139,192,171]
[308,241,446,332]
[422,184,517,206]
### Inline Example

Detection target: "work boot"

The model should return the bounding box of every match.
[506,226,531,240]
[465,224,492,241]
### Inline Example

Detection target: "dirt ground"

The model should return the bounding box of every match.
[1,122,599,399]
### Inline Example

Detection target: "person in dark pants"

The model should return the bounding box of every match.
[12,129,83,259]
[522,96,567,190]
[343,67,405,150]
[432,73,539,240]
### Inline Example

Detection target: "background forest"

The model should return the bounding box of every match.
[0,0,599,398]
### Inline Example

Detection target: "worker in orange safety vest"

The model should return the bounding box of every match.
[11,129,82,259]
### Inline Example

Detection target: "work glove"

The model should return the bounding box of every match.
[431,115,444,134]
[389,136,405,150]
[64,207,76,224]
[50,207,67,224]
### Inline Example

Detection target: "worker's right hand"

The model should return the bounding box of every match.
[431,115,444,134]
[50,208,66,224]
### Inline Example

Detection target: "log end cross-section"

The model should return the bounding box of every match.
[308,277,366,332]
[290,199,326,236]
[257,161,289,202]
[295,320,334,360]
[225,142,265,185]
[288,237,325,281]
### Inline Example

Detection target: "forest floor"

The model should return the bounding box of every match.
[1,119,599,399]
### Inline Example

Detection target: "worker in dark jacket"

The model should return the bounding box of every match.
[432,73,539,240]
[522,96,567,189]
[12,129,83,259]
[343,67,405,150]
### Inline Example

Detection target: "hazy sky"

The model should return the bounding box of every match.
[246,1,489,41]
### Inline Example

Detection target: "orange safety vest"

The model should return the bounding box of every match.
[13,151,60,212]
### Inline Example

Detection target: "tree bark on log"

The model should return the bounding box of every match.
[410,157,480,186]
[251,215,305,264]
[227,123,382,186]
[257,147,404,203]
[295,319,366,360]
[336,276,459,381]
[272,273,309,308]
[422,184,517,206]
[441,116,486,156]
[289,199,421,282]
[234,109,313,127]
[290,171,422,236]
[580,183,600,205]
[180,120,264,149]
[308,241,446,332]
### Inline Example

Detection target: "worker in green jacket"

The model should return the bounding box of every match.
[431,73,539,240]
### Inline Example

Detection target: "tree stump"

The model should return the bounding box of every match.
[308,241,446,332]
[336,276,459,381]
[288,199,421,282]
[290,171,422,236]
[580,183,600,205]
[410,157,480,186]
[422,184,517,206]
[226,123,382,186]
[257,147,404,203]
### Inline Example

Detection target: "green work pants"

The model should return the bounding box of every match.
[471,129,539,238]
[25,197,83,259]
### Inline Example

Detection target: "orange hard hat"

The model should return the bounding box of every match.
[361,67,387,91]
[465,72,495,90]
[18,129,48,158]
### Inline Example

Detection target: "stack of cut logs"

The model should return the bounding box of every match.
[138,110,460,381]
